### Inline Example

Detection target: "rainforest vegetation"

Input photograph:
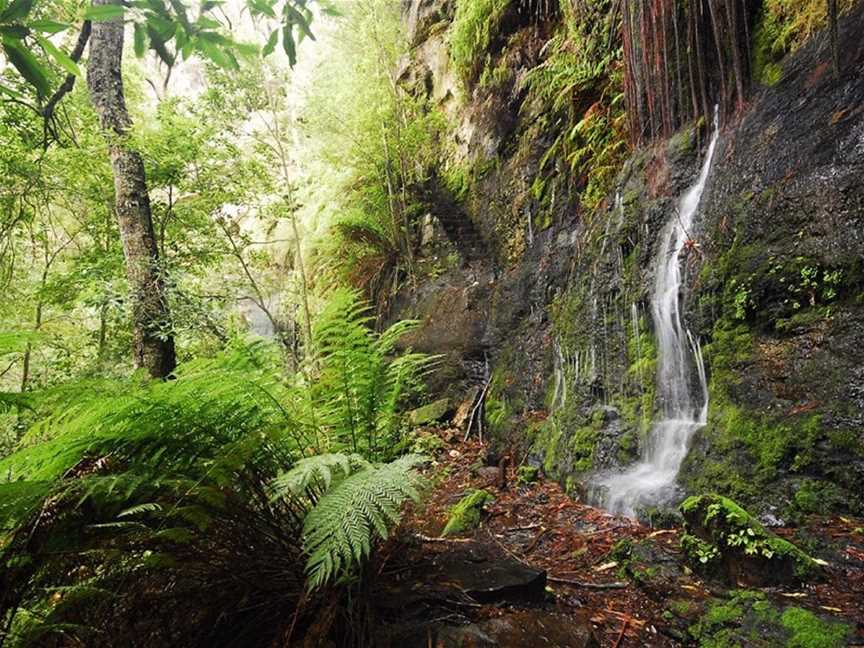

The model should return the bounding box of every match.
[1,0,862,646]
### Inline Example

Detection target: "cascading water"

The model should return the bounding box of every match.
[593,112,721,517]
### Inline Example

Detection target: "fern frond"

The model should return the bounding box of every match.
[270,452,371,499]
[0,480,52,532]
[118,502,163,518]
[301,454,426,589]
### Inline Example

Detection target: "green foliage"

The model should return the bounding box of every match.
[295,453,425,588]
[0,289,435,644]
[0,343,310,646]
[524,0,626,211]
[448,0,511,83]
[311,288,436,460]
[299,0,444,305]
[516,465,539,485]
[752,0,856,85]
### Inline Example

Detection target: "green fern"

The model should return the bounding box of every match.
[0,295,437,645]
[299,454,426,589]
[311,289,437,461]
[270,452,370,496]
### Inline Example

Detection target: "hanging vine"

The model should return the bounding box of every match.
[623,0,756,146]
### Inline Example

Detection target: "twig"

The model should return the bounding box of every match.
[464,378,492,442]
[548,576,627,590]
[485,529,525,564]
[506,523,542,532]
[612,615,630,648]
[414,533,473,544]
[525,527,547,553]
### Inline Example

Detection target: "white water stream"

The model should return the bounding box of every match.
[594,112,720,517]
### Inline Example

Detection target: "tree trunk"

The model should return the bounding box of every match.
[86,0,175,378]
[828,0,839,79]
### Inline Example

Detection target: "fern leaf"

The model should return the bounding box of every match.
[118,502,163,517]
[301,454,426,589]
[270,452,371,499]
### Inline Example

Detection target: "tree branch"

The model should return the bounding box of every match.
[42,21,92,146]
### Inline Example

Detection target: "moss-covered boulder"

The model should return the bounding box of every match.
[409,398,452,426]
[442,489,493,536]
[680,494,823,586]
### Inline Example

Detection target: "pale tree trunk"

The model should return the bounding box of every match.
[86,0,175,378]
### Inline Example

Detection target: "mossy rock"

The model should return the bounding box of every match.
[516,465,539,485]
[442,489,494,536]
[680,494,823,586]
[409,398,452,426]
[688,590,850,648]
[609,537,684,594]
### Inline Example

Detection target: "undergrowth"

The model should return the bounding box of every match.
[754,0,856,84]
[0,291,433,647]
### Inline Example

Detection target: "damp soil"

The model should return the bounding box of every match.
[370,429,864,647]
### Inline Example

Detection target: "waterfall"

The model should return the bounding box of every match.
[593,111,720,517]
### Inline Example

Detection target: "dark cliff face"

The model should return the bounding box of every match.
[395,0,864,518]
[679,3,864,517]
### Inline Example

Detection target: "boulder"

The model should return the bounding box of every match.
[680,494,823,586]
[409,398,452,425]
[442,489,493,536]
[435,550,546,604]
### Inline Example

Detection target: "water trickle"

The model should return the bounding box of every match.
[630,303,643,388]
[593,111,721,517]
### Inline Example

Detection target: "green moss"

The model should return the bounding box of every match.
[516,465,539,485]
[568,424,598,472]
[668,599,698,617]
[667,120,700,159]
[688,591,847,648]
[781,608,849,648]
[609,538,633,562]
[793,479,843,515]
[442,489,493,536]
[484,358,523,442]
[408,398,451,425]
[682,316,832,505]
[681,495,820,582]
[618,314,657,436]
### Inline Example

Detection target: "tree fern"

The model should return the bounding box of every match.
[299,454,426,589]
[0,295,437,645]
[270,452,370,498]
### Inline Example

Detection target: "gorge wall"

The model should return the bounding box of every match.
[393,0,864,522]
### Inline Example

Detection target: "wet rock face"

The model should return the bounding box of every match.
[678,3,864,514]
[396,0,864,513]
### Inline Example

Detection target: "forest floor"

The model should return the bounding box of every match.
[372,427,864,647]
